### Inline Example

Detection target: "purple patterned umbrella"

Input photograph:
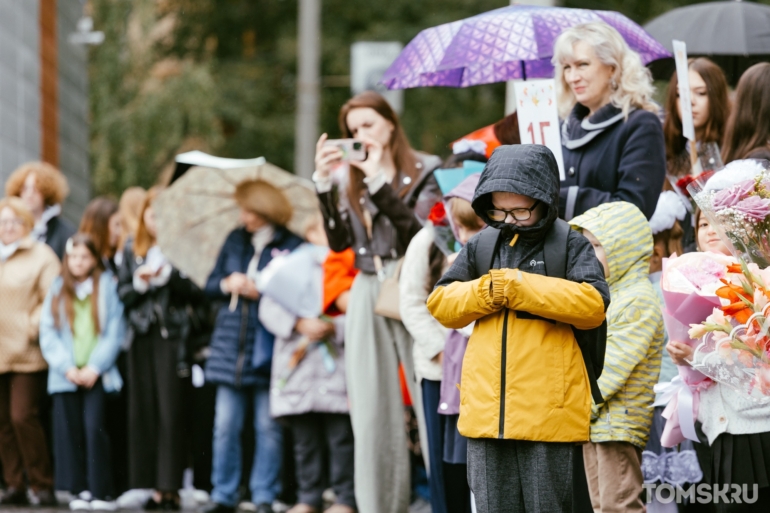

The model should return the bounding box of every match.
[382,5,671,89]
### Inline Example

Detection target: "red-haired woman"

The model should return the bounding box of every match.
[5,162,76,260]
[313,91,442,513]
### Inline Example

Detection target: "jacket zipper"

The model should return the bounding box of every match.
[498,309,509,439]
[234,300,248,387]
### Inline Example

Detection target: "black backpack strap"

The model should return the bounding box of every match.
[473,220,605,405]
[583,321,607,405]
[473,227,501,278]
[544,218,605,405]
[543,218,570,279]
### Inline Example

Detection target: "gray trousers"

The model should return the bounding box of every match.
[468,438,574,513]
[345,268,427,513]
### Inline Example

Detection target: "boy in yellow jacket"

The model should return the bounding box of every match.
[570,201,664,513]
[427,145,610,513]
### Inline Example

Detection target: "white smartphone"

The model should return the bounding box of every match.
[324,139,367,161]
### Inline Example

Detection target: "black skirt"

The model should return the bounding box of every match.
[695,425,770,488]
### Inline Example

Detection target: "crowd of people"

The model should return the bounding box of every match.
[2,19,770,513]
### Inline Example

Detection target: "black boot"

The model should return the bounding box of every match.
[28,489,57,507]
[0,487,29,505]
[201,502,235,513]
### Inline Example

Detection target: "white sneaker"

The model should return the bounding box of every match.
[79,491,93,501]
[69,498,92,511]
[91,499,118,511]
[192,489,210,504]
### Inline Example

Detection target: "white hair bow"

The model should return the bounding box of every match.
[452,138,487,156]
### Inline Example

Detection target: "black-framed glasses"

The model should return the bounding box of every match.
[487,200,540,222]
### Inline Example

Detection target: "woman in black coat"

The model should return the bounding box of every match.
[552,21,666,222]
[551,21,667,513]
[117,187,201,510]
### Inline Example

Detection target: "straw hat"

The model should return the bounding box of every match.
[233,179,293,227]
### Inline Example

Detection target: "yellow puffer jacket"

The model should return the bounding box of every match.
[427,144,609,443]
[570,201,664,448]
[427,262,607,442]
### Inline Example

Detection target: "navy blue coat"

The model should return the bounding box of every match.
[204,226,303,388]
[559,103,666,221]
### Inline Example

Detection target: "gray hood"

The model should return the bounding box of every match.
[471,144,560,240]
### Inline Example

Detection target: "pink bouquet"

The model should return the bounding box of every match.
[657,252,735,446]
[681,159,770,402]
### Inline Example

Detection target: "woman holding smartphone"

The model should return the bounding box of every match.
[313,91,441,513]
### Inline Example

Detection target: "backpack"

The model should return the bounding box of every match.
[473,218,606,405]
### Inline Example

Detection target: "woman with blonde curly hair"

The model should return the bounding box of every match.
[553,21,666,222]
[5,162,76,260]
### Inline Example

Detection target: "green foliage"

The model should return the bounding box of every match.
[90,0,770,194]
[90,0,506,193]
[90,0,223,195]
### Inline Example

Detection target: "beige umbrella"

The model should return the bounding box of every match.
[154,160,320,288]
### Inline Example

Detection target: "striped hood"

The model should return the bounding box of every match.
[570,201,663,448]
[569,201,653,292]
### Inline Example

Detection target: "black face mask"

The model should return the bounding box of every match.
[471,144,562,241]
[479,194,557,241]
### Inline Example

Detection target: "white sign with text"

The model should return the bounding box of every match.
[514,79,566,180]
[351,41,404,114]
[673,40,695,141]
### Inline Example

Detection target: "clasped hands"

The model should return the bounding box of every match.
[65,366,100,389]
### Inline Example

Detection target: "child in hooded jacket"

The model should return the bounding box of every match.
[427,145,610,513]
[570,201,665,513]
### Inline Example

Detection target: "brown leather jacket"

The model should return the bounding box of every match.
[317,153,442,274]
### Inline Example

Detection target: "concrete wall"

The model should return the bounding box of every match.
[0,0,42,187]
[0,0,89,224]
[57,0,90,222]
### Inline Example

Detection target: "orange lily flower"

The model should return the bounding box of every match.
[716,280,753,303]
[722,302,753,324]
[727,263,744,274]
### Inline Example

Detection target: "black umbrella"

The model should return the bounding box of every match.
[644,1,770,84]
